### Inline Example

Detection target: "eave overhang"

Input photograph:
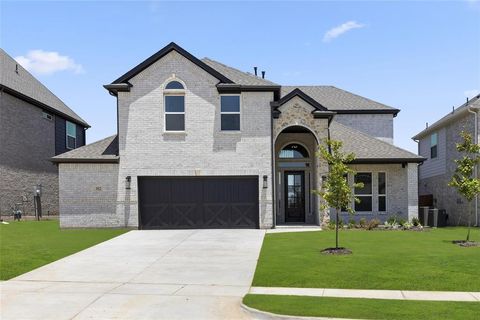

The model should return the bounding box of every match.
[350,157,425,164]
[51,157,119,164]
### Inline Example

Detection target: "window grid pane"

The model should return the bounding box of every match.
[165,96,185,113]
[165,81,184,90]
[221,114,240,131]
[165,114,185,131]
[66,121,76,137]
[221,96,240,112]
[354,173,372,195]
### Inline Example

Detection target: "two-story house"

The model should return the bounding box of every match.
[0,48,89,216]
[52,42,423,229]
[413,95,480,226]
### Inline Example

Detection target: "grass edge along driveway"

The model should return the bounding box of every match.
[0,220,128,280]
[243,294,480,320]
[252,227,480,291]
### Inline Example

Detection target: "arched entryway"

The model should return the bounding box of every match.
[275,125,321,225]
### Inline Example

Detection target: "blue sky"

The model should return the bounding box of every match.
[1,1,479,152]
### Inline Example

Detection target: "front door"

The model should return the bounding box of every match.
[284,171,305,223]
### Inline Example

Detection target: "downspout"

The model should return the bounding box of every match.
[467,100,479,226]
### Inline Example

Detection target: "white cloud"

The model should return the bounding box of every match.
[464,89,480,99]
[323,21,365,42]
[15,50,84,75]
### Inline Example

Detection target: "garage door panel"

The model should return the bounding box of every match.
[138,176,259,229]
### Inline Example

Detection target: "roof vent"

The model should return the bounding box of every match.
[15,64,19,74]
[254,67,258,76]
[426,122,429,128]
[261,71,265,79]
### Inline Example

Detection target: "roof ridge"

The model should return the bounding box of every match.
[332,121,421,158]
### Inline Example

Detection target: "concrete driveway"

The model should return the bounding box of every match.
[1,229,265,320]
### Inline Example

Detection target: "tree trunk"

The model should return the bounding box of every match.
[467,205,472,242]
[335,208,340,249]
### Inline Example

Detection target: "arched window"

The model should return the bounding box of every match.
[164,80,185,131]
[279,144,309,159]
[165,81,184,90]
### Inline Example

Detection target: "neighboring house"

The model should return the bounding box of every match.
[413,95,480,226]
[0,48,89,216]
[52,42,423,229]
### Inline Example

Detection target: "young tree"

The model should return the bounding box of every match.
[448,131,480,242]
[313,139,362,249]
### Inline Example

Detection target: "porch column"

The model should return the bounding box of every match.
[407,163,419,221]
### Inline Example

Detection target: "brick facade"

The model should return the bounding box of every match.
[0,92,58,215]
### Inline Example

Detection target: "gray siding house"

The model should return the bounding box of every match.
[53,42,422,229]
[413,95,480,226]
[0,48,89,215]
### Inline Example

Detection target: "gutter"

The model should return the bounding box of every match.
[467,101,480,226]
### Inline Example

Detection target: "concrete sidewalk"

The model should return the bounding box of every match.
[250,287,480,302]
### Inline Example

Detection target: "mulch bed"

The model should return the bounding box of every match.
[321,247,352,255]
[452,240,480,247]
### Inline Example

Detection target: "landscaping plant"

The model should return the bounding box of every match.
[313,139,362,252]
[448,131,480,244]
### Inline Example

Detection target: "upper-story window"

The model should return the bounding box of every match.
[66,121,76,149]
[430,132,438,159]
[221,95,240,131]
[164,80,185,132]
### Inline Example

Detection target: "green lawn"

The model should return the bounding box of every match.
[253,227,480,291]
[243,294,480,320]
[0,220,128,280]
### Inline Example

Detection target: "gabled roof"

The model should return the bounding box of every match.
[201,58,279,86]
[111,42,233,85]
[412,95,480,140]
[330,121,424,163]
[0,48,89,127]
[281,86,399,115]
[51,135,119,163]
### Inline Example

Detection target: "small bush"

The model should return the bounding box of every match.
[398,218,407,227]
[359,218,367,228]
[366,218,380,230]
[387,215,398,225]
[411,217,421,226]
[328,220,336,230]
[348,218,356,228]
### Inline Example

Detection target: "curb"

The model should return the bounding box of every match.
[241,303,358,320]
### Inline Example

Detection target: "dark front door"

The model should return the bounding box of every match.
[284,171,305,223]
[138,176,259,229]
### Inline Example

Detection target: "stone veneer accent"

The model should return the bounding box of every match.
[273,97,330,225]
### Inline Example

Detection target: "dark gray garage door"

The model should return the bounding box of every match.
[138,176,259,229]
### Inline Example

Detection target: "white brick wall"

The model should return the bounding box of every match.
[59,163,119,228]
[116,51,273,228]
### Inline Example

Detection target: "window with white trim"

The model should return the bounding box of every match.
[220,95,240,131]
[430,133,438,159]
[378,172,387,212]
[354,172,372,212]
[66,121,76,149]
[164,81,185,132]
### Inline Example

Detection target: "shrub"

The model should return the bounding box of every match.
[328,220,336,230]
[359,218,367,228]
[398,218,407,227]
[386,215,398,225]
[411,217,421,226]
[366,218,380,230]
[348,218,356,228]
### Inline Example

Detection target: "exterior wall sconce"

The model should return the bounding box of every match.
[126,176,131,190]
[263,175,268,189]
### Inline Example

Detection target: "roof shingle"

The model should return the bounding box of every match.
[51,135,118,163]
[281,86,397,112]
[330,121,424,162]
